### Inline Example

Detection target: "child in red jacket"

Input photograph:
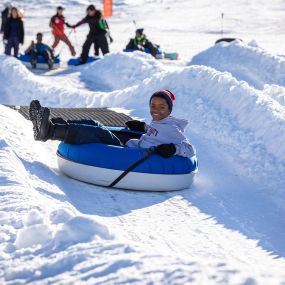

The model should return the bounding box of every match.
[50,6,75,56]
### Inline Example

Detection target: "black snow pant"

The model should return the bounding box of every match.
[30,49,53,63]
[144,40,159,57]
[126,39,158,57]
[53,118,122,146]
[80,33,109,63]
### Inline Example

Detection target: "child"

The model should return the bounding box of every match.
[4,6,24,57]
[25,33,54,69]
[29,90,195,158]
[50,6,76,56]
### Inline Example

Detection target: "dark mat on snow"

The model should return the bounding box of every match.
[6,105,132,127]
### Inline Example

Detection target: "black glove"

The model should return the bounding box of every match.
[155,143,176,158]
[66,23,76,29]
[109,35,114,43]
[125,120,146,132]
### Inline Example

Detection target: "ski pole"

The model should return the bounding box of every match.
[56,29,73,56]
[221,13,224,37]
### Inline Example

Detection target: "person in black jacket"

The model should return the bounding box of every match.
[1,2,12,34]
[4,6,24,57]
[68,5,109,64]
[126,28,159,58]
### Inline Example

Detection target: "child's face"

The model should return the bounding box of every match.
[150,97,170,121]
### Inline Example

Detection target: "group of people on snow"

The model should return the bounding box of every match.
[0,4,196,170]
[1,3,160,69]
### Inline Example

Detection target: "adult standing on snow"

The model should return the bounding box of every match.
[50,6,76,56]
[4,6,24,57]
[1,2,12,36]
[67,5,109,64]
[93,10,113,56]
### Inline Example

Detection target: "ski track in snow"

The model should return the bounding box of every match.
[1,0,285,284]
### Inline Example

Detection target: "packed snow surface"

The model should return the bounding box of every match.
[1,0,285,284]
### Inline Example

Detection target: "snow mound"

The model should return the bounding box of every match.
[53,216,113,248]
[15,223,53,249]
[189,40,285,90]
[80,51,164,91]
[0,55,100,107]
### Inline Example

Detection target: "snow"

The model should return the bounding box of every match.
[1,0,285,284]
[190,40,285,90]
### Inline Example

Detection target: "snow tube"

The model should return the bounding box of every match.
[67,56,101,66]
[19,54,60,69]
[124,47,164,59]
[57,135,198,191]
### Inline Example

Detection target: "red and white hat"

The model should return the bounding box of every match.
[149,89,176,112]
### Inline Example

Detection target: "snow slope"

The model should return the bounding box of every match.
[1,0,285,284]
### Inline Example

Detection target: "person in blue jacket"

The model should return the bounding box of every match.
[4,6,24,57]
[25,33,54,69]
[28,90,196,158]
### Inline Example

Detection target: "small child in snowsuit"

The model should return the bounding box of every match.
[25,33,54,69]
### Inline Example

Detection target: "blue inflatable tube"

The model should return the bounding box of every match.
[19,54,60,69]
[57,138,198,191]
[67,56,101,66]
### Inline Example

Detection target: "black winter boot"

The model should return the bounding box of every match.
[50,117,68,125]
[29,100,51,141]
[50,124,68,141]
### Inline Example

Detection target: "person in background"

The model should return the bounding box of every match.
[4,6,24,57]
[1,2,12,36]
[67,5,109,64]
[126,28,159,58]
[50,6,76,56]
[25,33,54,69]
[94,10,113,56]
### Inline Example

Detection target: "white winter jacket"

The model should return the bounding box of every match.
[126,116,196,158]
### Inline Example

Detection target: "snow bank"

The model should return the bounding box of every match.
[80,51,164,91]
[0,52,164,106]
[0,55,103,107]
[189,40,285,90]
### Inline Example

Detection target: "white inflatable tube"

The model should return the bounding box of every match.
[57,154,198,191]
